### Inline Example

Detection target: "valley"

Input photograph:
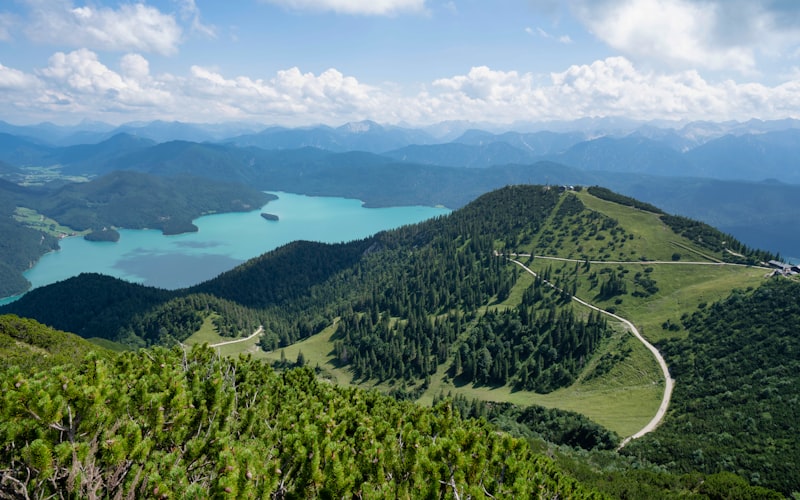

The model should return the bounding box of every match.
[2,119,799,497]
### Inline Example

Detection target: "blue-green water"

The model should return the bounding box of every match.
[0,192,449,305]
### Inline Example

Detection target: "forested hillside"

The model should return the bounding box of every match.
[623,279,800,494]
[32,171,273,235]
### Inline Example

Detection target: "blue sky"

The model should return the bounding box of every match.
[1,0,800,126]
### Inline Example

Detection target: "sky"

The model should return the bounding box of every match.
[1,0,800,127]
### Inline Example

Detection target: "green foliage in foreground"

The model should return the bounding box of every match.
[623,278,800,495]
[0,344,605,499]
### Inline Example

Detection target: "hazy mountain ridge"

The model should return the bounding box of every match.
[4,118,800,184]
[2,117,800,274]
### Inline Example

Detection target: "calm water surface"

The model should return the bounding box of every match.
[0,192,449,304]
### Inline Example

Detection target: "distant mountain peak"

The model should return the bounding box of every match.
[339,120,381,134]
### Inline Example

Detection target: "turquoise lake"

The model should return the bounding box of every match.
[0,192,449,305]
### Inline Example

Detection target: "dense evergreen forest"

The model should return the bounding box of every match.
[623,279,800,495]
[3,274,270,348]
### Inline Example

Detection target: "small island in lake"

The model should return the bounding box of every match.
[261,213,279,221]
[84,228,120,242]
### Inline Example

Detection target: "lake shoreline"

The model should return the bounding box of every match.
[0,192,449,305]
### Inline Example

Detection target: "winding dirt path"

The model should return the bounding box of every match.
[209,326,264,348]
[511,253,768,269]
[507,257,674,448]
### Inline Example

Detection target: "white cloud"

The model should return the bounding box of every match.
[0,63,41,90]
[23,0,182,55]
[4,50,800,125]
[38,49,172,112]
[260,0,426,16]
[185,65,385,123]
[120,54,152,81]
[421,57,800,123]
[569,0,800,74]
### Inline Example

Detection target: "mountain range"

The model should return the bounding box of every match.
[2,118,799,262]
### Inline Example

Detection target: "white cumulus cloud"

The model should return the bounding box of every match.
[0,63,42,90]
[4,50,800,125]
[185,65,385,123]
[38,49,173,113]
[259,0,426,16]
[419,57,800,123]
[23,0,182,55]
[569,0,800,74]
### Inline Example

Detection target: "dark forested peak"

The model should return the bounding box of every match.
[28,170,271,236]
[194,238,377,309]
[587,186,664,213]
[0,273,173,339]
[454,184,561,222]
